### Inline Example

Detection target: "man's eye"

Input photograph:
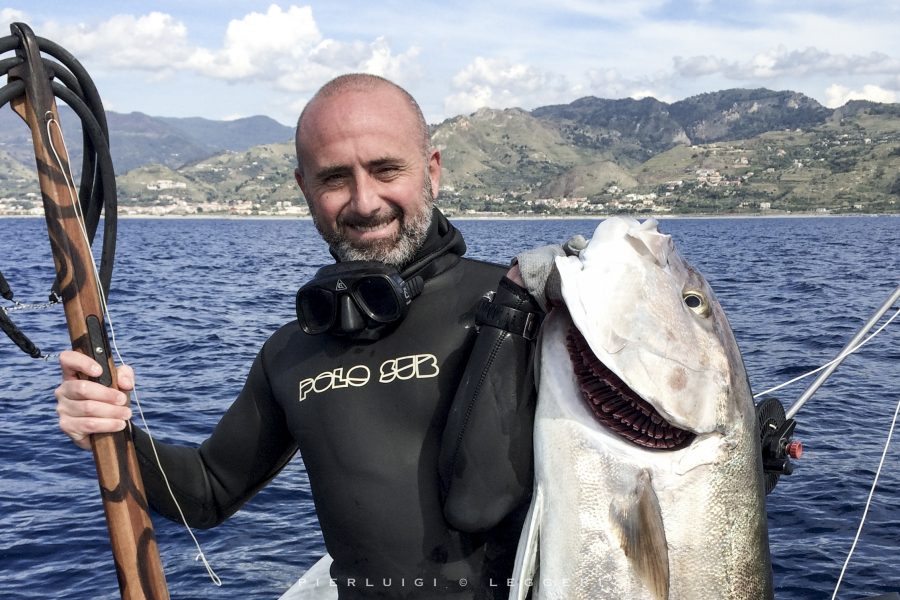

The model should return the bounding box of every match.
[321,174,346,187]
[374,166,401,180]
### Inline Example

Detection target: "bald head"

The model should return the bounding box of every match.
[295,74,430,173]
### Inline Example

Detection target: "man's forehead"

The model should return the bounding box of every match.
[303,86,413,129]
[298,87,422,163]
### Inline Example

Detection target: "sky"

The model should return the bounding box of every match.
[2,1,899,126]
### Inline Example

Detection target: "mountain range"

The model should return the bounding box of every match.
[1,88,899,215]
[0,107,295,173]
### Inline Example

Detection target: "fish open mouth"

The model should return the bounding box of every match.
[566,325,695,450]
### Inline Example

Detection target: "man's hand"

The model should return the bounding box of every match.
[510,235,587,311]
[55,350,134,450]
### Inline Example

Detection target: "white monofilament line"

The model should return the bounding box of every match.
[830,393,900,600]
[753,306,899,400]
[46,114,222,586]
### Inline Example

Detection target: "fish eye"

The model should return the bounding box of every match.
[683,290,710,317]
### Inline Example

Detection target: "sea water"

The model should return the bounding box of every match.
[0,215,898,599]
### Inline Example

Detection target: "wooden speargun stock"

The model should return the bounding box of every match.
[7,23,169,599]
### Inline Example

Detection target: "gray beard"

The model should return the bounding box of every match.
[314,181,434,268]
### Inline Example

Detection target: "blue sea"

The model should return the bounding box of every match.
[0,215,898,599]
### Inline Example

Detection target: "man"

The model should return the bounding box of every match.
[55,74,540,599]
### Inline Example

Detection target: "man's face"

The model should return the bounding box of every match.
[295,86,441,266]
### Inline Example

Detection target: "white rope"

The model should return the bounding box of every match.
[830,393,900,600]
[753,306,900,399]
[46,114,222,586]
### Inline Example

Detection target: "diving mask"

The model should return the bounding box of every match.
[296,261,424,337]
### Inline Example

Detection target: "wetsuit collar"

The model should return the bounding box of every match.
[399,207,466,281]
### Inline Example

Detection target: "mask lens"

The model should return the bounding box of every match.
[297,287,336,333]
[355,276,401,322]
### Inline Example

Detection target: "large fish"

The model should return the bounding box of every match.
[511,217,772,599]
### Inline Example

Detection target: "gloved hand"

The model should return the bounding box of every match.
[512,234,587,312]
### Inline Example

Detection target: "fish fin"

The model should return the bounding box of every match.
[610,470,670,600]
[510,484,543,600]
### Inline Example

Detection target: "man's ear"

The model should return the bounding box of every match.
[427,148,441,200]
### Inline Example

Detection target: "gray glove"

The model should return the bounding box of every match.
[514,234,587,312]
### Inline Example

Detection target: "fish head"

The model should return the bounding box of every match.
[556,217,749,441]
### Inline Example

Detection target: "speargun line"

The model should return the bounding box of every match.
[786,284,900,420]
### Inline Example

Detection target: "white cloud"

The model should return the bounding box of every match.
[186,5,321,79]
[445,56,571,114]
[272,36,420,94]
[0,8,27,25]
[444,85,493,116]
[31,5,421,95]
[630,89,669,102]
[42,12,194,71]
[824,84,897,108]
[746,46,898,78]
[671,55,728,78]
[672,45,900,82]
[580,68,679,102]
[359,37,421,83]
[452,57,544,91]
[584,68,636,99]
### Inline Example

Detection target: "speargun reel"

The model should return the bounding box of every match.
[756,397,803,495]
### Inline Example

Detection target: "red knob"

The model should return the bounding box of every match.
[786,440,803,459]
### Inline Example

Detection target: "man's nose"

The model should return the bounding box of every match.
[349,174,381,215]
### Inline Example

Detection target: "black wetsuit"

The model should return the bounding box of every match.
[133,210,538,599]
